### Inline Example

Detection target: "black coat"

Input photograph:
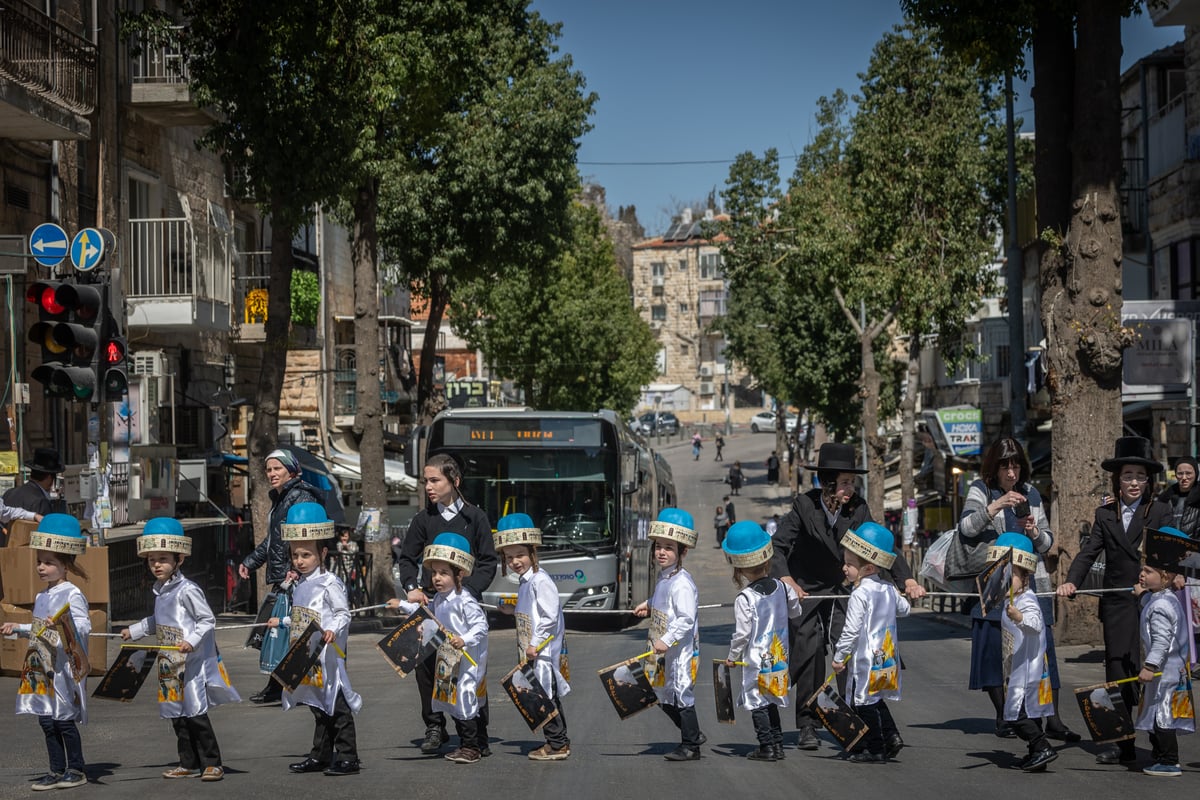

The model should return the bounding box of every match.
[242,477,325,585]
[1066,498,1173,591]
[770,488,915,594]
[394,502,498,601]
[3,481,64,517]
[1156,484,1200,538]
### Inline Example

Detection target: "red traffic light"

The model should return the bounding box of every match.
[104,337,127,366]
[26,281,66,317]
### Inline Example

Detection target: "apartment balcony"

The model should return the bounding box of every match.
[126,216,231,333]
[232,250,269,342]
[1150,0,1200,26]
[128,25,216,127]
[0,1,95,140]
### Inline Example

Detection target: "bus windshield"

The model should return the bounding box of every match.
[457,448,616,556]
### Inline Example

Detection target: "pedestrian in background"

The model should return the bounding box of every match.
[714,504,730,548]
[714,433,725,462]
[728,462,744,496]
[766,452,781,486]
[724,496,736,525]
[691,432,703,461]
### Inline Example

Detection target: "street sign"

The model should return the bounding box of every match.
[30,223,68,268]
[70,227,104,272]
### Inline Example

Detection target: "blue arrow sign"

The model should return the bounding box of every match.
[30,222,68,268]
[70,227,104,272]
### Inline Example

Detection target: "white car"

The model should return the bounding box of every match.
[749,411,797,434]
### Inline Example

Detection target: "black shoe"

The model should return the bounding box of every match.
[1022,747,1058,772]
[994,721,1017,738]
[479,746,492,758]
[420,728,448,754]
[771,745,786,761]
[664,745,701,762]
[251,688,282,704]
[746,746,776,762]
[848,752,887,764]
[796,726,819,750]
[885,734,905,759]
[1044,725,1082,743]
[696,732,707,746]
[323,760,360,776]
[1096,747,1136,765]
[288,758,328,774]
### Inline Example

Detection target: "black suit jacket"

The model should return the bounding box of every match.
[1066,499,1173,590]
[3,481,62,517]
[770,489,914,594]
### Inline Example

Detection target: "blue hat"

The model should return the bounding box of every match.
[989,531,1038,571]
[281,501,334,541]
[722,520,773,568]
[30,513,87,555]
[493,512,541,549]
[649,507,697,549]
[843,521,896,569]
[137,516,192,556]
[424,531,474,575]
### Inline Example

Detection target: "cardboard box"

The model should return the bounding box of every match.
[7,519,35,548]
[0,546,109,604]
[0,604,109,676]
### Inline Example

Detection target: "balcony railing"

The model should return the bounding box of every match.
[0,0,97,114]
[127,216,231,306]
[130,24,187,86]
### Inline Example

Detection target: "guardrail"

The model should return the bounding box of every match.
[0,0,96,114]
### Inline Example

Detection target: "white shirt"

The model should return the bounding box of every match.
[1121,497,1141,531]
[438,498,465,522]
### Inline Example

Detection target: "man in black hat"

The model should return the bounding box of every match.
[3,448,66,545]
[1058,435,1172,765]
[770,441,925,751]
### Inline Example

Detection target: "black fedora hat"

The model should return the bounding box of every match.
[804,442,868,475]
[28,447,64,474]
[1100,436,1162,475]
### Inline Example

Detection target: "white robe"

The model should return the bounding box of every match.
[128,572,240,718]
[396,588,489,720]
[282,569,362,716]
[514,568,570,699]
[14,581,90,723]
[1000,588,1053,721]
[832,575,909,706]
[644,567,699,707]
[726,577,802,710]
[1136,589,1195,733]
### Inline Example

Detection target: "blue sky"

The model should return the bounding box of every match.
[530,1,1185,235]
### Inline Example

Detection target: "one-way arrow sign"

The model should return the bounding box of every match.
[30,222,68,268]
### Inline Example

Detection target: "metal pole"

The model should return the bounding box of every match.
[1005,72,1027,443]
[860,298,869,499]
[1192,319,1197,457]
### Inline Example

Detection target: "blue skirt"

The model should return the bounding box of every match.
[968,596,1061,690]
[259,592,292,674]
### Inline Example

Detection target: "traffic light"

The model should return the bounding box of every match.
[27,279,101,402]
[102,335,128,401]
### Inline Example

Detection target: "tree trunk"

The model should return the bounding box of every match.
[899,334,920,521]
[246,194,295,602]
[861,331,886,515]
[417,274,450,422]
[1040,3,1130,645]
[352,177,391,609]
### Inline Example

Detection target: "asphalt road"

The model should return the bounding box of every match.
[0,433,1193,798]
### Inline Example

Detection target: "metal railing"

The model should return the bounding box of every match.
[0,0,96,114]
[127,216,231,305]
[130,24,188,86]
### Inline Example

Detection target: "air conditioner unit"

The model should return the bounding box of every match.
[699,382,714,396]
[652,276,665,287]
[133,350,168,377]
[699,365,713,378]
[650,320,663,330]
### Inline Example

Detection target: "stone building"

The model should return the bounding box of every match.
[630,208,751,415]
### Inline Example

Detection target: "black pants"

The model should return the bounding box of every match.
[661,703,702,748]
[542,685,569,750]
[854,700,898,755]
[751,704,783,748]
[452,716,484,752]
[1010,708,1049,754]
[308,692,358,762]
[790,596,847,727]
[38,716,84,774]
[1101,596,1140,758]
[172,713,222,769]
[416,651,446,733]
[1150,725,1179,766]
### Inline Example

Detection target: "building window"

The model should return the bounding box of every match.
[700,253,724,280]
[679,258,687,272]
[651,305,667,322]
[680,344,689,355]
[1171,239,1197,299]
[699,289,727,317]
[651,261,666,278]
[678,302,689,313]
[652,284,664,297]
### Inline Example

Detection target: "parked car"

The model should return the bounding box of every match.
[748,411,797,434]
[636,411,680,435]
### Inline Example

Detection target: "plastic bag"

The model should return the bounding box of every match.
[918,530,955,591]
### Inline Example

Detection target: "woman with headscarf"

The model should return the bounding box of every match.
[960,437,1078,742]
[238,448,325,703]
[1157,456,1200,537]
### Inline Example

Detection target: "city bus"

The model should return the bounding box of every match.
[421,408,676,611]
